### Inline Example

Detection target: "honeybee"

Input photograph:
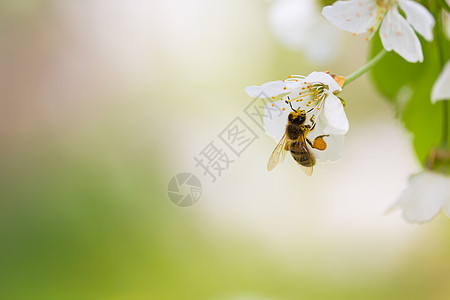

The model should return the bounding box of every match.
[267,105,328,175]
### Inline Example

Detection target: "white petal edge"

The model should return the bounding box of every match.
[389,172,450,223]
[309,112,345,162]
[322,93,349,135]
[245,80,302,98]
[322,0,377,35]
[380,7,423,63]
[431,60,450,103]
[304,71,341,93]
[398,0,435,42]
[263,100,290,142]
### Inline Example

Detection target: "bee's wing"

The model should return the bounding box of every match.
[267,134,288,171]
[299,165,313,176]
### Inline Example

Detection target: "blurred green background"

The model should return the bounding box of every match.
[0,1,449,299]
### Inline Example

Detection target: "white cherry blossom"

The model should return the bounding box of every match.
[245,71,348,162]
[431,60,450,103]
[322,0,435,63]
[387,171,450,223]
[268,0,342,64]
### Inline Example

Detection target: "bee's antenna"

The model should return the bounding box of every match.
[306,107,315,114]
[288,101,296,112]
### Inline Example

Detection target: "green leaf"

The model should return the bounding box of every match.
[369,34,425,102]
[368,31,447,165]
[401,65,443,164]
[318,0,336,7]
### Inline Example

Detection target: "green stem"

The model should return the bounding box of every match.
[440,0,450,13]
[443,102,449,148]
[435,5,449,148]
[344,49,388,87]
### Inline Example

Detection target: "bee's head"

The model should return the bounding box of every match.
[288,110,306,124]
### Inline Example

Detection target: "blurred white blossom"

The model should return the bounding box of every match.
[246,72,348,162]
[388,171,450,223]
[268,0,342,64]
[431,60,450,103]
[323,0,435,63]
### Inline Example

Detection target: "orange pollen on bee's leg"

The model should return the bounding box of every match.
[313,137,327,151]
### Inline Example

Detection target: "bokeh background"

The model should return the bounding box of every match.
[1,0,449,299]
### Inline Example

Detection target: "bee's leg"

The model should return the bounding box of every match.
[306,138,314,148]
[309,115,316,131]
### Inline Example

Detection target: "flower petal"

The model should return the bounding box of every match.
[398,0,435,42]
[431,60,450,103]
[379,6,423,62]
[309,112,345,162]
[268,0,315,47]
[389,172,450,223]
[269,0,342,63]
[304,71,341,93]
[263,100,290,142]
[322,0,377,35]
[322,93,349,135]
[245,80,301,98]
